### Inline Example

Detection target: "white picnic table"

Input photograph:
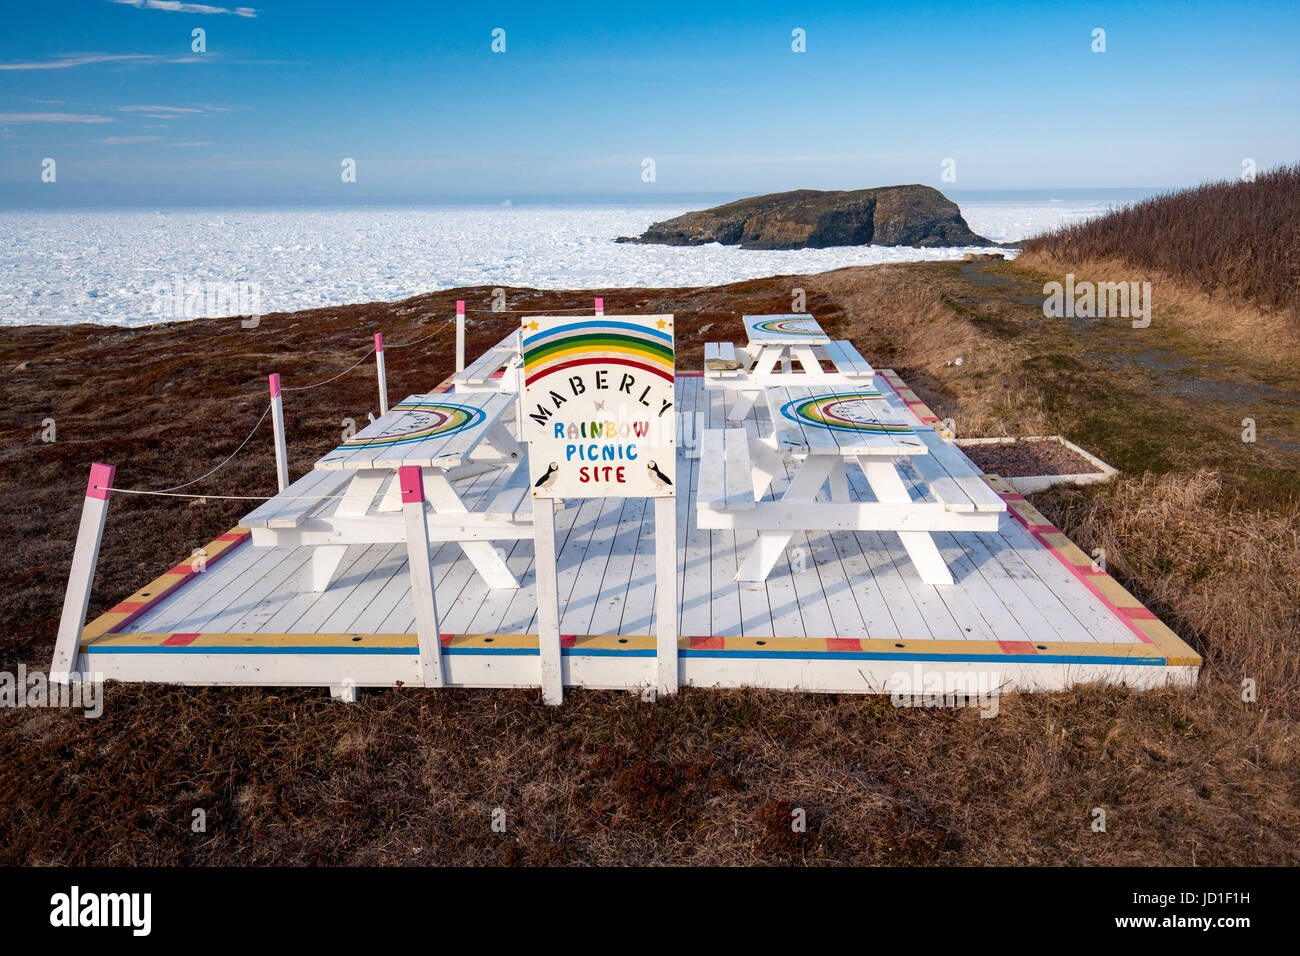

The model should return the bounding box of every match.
[704,314,876,420]
[696,384,1006,585]
[241,390,532,592]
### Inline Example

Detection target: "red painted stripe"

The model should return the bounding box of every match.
[525,357,674,387]
[560,634,577,648]
[998,640,1038,655]
[161,633,200,647]
[997,489,1156,645]
[167,564,200,576]
[825,638,863,652]
[689,636,725,649]
[1119,606,1158,620]
[94,531,249,639]
[439,633,453,646]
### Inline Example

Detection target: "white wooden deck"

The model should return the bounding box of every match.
[117,375,1141,647]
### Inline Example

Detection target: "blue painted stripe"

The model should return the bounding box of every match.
[86,645,1166,667]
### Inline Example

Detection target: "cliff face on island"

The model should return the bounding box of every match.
[617,185,992,249]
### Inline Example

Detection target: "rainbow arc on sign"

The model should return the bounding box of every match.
[522,319,674,387]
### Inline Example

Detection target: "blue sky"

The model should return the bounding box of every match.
[2,0,1298,205]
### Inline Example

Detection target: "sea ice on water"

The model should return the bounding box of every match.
[0,202,1115,327]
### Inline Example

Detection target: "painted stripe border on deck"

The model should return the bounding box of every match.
[77,367,1200,676]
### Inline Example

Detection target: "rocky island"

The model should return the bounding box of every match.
[617,184,993,249]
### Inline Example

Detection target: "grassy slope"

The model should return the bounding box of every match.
[1,263,1297,865]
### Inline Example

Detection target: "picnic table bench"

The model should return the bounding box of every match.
[696,384,1005,585]
[242,391,532,592]
[704,314,876,419]
[451,330,522,393]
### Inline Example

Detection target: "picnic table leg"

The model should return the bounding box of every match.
[309,470,387,591]
[421,471,520,589]
[728,346,782,420]
[828,460,850,502]
[857,457,955,586]
[475,423,525,462]
[792,345,823,376]
[749,437,784,500]
[734,456,835,582]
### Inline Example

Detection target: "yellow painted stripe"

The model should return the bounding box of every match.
[82,527,250,643]
[980,472,1201,668]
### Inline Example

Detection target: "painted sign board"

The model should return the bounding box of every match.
[521,314,676,498]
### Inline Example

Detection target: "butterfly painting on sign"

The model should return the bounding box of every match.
[521,314,676,498]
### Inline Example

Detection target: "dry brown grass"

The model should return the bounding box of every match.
[1020,165,1300,317]
[1015,251,1300,367]
[1,261,1298,865]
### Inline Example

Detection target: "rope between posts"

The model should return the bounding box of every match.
[95,307,529,498]
[97,487,353,502]
[383,314,456,350]
[462,306,623,314]
[280,349,376,391]
[127,402,274,494]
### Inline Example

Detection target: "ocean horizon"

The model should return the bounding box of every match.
[2,199,1121,327]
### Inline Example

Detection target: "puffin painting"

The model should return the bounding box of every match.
[534,461,559,490]
[647,460,673,490]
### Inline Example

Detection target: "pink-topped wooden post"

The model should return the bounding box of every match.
[455,300,466,374]
[268,373,288,492]
[374,332,389,416]
[51,462,116,680]
[398,465,444,687]
[594,297,604,316]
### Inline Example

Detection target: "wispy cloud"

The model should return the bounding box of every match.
[119,105,204,115]
[95,135,164,144]
[165,141,215,147]
[0,52,203,71]
[109,0,258,16]
[0,112,115,124]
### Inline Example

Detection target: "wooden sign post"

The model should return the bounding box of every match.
[521,313,678,703]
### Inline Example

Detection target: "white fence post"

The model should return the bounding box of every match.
[533,497,564,705]
[399,465,444,687]
[654,496,679,696]
[51,462,115,680]
[594,297,603,316]
[268,373,289,492]
[455,300,466,373]
[374,332,389,416]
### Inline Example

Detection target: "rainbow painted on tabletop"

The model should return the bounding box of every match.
[522,319,674,387]
[779,392,914,435]
[750,317,822,336]
[338,401,485,448]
